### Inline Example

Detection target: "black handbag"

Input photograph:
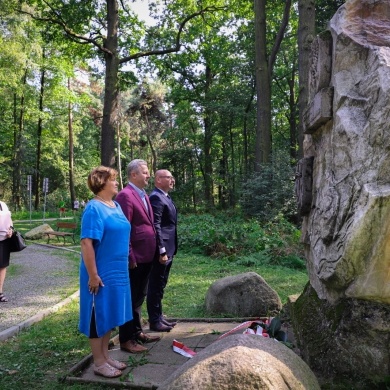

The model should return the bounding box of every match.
[9,228,27,252]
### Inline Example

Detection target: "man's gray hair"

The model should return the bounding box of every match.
[127,159,147,178]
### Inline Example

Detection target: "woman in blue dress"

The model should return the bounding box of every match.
[79,166,132,378]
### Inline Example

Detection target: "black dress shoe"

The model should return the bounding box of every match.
[149,322,173,332]
[162,318,177,327]
[136,332,161,343]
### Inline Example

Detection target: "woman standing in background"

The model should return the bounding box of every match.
[0,200,13,302]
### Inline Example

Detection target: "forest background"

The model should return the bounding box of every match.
[0,0,343,219]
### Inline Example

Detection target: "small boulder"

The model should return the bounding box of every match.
[25,224,54,240]
[205,272,282,317]
[159,334,321,390]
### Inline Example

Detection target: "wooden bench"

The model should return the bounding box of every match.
[45,222,77,244]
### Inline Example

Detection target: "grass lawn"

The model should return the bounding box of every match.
[0,212,311,388]
[0,246,308,389]
[163,253,308,318]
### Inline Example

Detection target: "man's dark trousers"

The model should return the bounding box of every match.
[147,258,173,325]
[119,262,152,343]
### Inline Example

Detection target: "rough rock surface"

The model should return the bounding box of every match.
[294,0,390,384]
[291,284,390,382]
[303,0,390,304]
[205,272,282,317]
[24,224,54,240]
[159,334,320,390]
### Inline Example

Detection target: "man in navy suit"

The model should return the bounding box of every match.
[116,159,161,353]
[147,169,178,332]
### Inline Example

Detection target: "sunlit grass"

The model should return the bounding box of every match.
[0,247,308,389]
[0,213,310,389]
[162,253,308,318]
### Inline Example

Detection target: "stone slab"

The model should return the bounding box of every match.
[63,321,255,389]
[303,87,333,134]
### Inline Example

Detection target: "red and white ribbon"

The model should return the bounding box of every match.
[217,320,259,340]
[172,339,197,358]
[172,319,272,357]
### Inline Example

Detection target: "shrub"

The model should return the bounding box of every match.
[178,212,303,262]
[239,151,297,222]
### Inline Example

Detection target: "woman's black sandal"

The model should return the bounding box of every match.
[0,293,8,302]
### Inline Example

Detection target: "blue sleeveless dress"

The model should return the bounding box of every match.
[79,200,132,337]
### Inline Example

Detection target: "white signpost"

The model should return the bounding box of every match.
[27,175,32,225]
[43,178,49,221]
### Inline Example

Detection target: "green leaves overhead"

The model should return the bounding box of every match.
[0,0,345,214]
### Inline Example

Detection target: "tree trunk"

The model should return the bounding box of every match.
[254,0,291,169]
[287,64,298,160]
[243,86,255,175]
[218,141,227,209]
[34,63,45,211]
[12,68,28,210]
[68,78,76,207]
[116,121,123,190]
[203,64,214,206]
[254,0,271,169]
[101,0,119,167]
[147,134,157,174]
[229,124,236,206]
[298,0,315,158]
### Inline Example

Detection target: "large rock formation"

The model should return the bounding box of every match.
[302,0,390,304]
[293,0,390,384]
[25,224,54,240]
[291,284,390,382]
[159,334,321,390]
[205,272,282,317]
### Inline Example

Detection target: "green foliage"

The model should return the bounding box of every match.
[178,211,303,261]
[0,0,301,216]
[236,251,305,270]
[239,151,296,222]
[315,0,345,32]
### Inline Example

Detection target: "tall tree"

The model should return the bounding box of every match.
[254,0,292,168]
[147,0,257,207]
[126,80,168,173]
[67,78,76,206]
[8,0,224,167]
[34,53,45,210]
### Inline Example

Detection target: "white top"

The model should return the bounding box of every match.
[0,201,12,241]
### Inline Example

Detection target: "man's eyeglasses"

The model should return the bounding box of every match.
[160,176,175,180]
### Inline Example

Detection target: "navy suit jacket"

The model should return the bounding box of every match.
[149,188,178,258]
[115,184,157,267]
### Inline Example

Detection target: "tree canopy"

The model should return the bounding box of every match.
[0,0,345,215]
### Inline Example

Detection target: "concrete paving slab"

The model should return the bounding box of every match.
[64,320,248,389]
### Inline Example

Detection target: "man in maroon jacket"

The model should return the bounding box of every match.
[116,159,161,353]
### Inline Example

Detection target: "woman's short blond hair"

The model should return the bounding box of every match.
[87,166,117,195]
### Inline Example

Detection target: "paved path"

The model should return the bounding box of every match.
[0,244,80,340]
[64,320,252,389]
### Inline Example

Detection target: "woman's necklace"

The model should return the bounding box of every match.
[95,195,115,208]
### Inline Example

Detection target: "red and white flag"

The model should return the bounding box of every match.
[172,339,197,358]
